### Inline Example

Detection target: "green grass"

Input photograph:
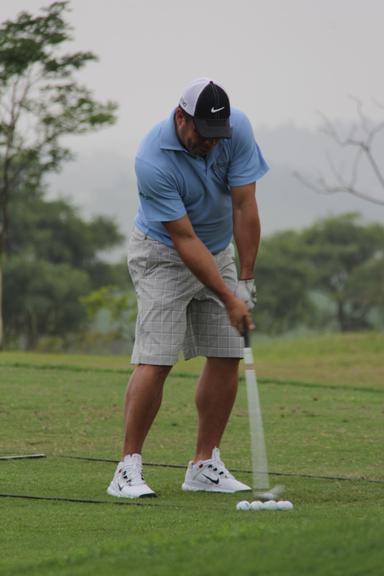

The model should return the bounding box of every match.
[1,332,384,575]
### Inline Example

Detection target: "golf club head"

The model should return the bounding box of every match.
[254,484,285,501]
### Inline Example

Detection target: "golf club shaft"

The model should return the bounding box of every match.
[243,323,270,492]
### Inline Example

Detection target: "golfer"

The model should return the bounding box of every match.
[108,78,269,498]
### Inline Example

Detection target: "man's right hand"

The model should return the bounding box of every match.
[224,294,254,335]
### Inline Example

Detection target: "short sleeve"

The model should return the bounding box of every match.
[135,157,187,223]
[227,111,269,187]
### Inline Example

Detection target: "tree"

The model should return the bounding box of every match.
[4,256,90,349]
[254,215,384,334]
[3,181,126,348]
[302,213,384,331]
[294,99,384,206]
[255,230,315,333]
[80,285,137,342]
[9,191,124,283]
[0,1,117,348]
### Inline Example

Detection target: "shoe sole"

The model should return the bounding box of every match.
[182,482,251,493]
[107,485,157,499]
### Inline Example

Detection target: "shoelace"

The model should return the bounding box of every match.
[211,450,233,479]
[121,459,145,485]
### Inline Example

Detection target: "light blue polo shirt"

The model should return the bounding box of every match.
[134,108,268,253]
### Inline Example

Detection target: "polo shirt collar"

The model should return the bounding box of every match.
[160,110,186,152]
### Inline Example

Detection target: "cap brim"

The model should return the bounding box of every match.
[194,118,232,139]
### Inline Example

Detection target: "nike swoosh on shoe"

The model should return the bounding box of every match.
[202,474,220,485]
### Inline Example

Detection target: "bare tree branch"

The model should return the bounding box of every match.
[295,100,384,206]
[293,171,384,206]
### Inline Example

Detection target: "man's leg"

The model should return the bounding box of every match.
[122,364,172,457]
[193,357,240,462]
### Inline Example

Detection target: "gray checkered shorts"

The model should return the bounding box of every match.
[128,227,243,365]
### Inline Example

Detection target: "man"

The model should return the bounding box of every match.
[108,78,268,498]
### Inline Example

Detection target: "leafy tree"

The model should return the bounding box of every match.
[80,285,137,341]
[254,214,384,334]
[255,230,315,333]
[0,1,117,347]
[3,180,126,348]
[346,256,384,325]
[9,188,124,283]
[302,213,384,331]
[4,256,90,349]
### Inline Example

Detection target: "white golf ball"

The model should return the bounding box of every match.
[250,500,263,510]
[236,500,250,511]
[277,500,294,510]
[261,499,278,510]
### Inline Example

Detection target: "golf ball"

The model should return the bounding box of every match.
[250,500,263,510]
[262,499,278,510]
[236,500,250,511]
[277,500,294,510]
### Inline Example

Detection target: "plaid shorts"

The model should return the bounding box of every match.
[128,227,243,365]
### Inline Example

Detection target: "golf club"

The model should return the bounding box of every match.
[243,320,284,501]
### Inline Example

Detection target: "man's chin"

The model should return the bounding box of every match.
[195,147,210,157]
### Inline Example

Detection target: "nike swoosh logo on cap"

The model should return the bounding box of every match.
[211,106,225,114]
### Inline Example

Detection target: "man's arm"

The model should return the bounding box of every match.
[163,216,253,333]
[231,182,260,279]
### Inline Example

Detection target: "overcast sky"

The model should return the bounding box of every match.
[2,0,384,153]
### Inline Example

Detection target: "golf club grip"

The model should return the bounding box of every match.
[242,318,250,348]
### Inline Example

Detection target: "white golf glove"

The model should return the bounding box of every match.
[236,279,257,310]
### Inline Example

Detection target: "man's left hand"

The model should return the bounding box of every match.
[235,279,257,310]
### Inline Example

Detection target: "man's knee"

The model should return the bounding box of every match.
[137,364,173,379]
[206,357,240,369]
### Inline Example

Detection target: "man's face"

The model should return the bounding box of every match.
[175,108,220,157]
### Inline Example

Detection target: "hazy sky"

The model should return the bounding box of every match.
[2,0,384,154]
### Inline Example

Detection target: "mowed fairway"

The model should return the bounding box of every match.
[1,333,383,576]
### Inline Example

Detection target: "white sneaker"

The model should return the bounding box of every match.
[182,448,251,493]
[107,454,156,498]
